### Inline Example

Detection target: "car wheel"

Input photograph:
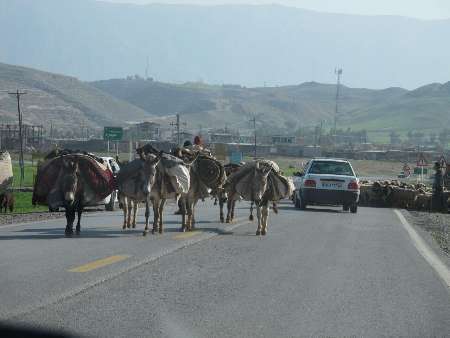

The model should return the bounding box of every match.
[350,204,358,214]
[343,204,349,212]
[294,194,301,208]
[298,193,307,210]
[105,191,116,211]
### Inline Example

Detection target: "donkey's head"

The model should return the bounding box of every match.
[140,154,160,195]
[61,158,80,205]
[252,161,271,202]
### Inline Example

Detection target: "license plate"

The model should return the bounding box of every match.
[322,183,342,189]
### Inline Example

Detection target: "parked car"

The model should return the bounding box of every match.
[293,158,360,213]
[99,156,120,211]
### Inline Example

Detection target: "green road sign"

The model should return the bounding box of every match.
[104,127,123,141]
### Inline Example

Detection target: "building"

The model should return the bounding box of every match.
[128,122,161,141]
[173,131,195,145]
[271,135,296,145]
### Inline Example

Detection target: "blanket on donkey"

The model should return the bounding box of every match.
[32,154,114,208]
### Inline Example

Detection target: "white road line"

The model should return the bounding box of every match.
[394,209,450,289]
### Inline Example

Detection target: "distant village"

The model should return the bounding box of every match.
[1,119,449,164]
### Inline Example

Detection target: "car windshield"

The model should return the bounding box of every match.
[309,161,354,176]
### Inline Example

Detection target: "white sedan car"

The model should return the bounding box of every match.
[99,156,120,211]
[293,158,360,213]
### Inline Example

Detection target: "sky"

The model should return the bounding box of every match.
[101,0,450,20]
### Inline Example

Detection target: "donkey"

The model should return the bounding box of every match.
[225,161,272,235]
[117,154,160,230]
[144,163,179,235]
[61,158,84,236]
[0,191,14,213]
[179,153,225,232]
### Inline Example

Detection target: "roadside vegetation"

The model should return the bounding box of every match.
[12,163,37,188]
[13,192,48,213]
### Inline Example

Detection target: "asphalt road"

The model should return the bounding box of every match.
[1,199,450,337]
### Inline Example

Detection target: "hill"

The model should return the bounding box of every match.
[2,0,450,88]
[0,63,153,134]
[95,77,450,135]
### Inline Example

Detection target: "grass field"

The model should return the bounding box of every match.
[264,155,407,178]
[12,192,48,213]
[12,163,37,188]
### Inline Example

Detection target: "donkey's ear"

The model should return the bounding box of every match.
[255,161,260,170]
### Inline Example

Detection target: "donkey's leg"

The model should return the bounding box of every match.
[191,200,197,229]
[272,202,278,214]
[75,206,82,235]
[249,201,254,221]
[261,202,269,236]
[219,194,224,223]
[122,197,128,230]
[132,201,138,228]
[158,199,166,234]
[127,199,133,229]
[143,199,151,236]
[65,207,75,236]
[226,198,232,223]
[151,199,159,235]
[186,200,193,231]
[180,197,187,232]
[256,203,262,236]
[143,198,150,231]
[230,200,236,222]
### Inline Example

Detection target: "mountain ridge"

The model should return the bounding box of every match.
[2,0,450,88]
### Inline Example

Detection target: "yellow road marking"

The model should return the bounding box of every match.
[173,230,202,240]
[68,255,131,273]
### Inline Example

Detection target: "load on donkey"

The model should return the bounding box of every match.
[176,146,226,231]
[32,150,115,236]
[0,151,14,213]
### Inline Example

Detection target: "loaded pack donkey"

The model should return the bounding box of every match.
[33,152,115,236]
[218,163,241,223]
[116,153,160,230]
[137,144,191,235]
[225,160,293,236]
[60,158,84,236]
[222,162,280,224]
[179,151,225,231]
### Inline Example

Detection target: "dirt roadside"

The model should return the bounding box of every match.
[403,210,450,257]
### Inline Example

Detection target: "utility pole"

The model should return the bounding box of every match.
[334,68,343,136]
[250,115,257,159]
[170,113,186,146]
[8,89,27,187]
[318,120,324,146]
